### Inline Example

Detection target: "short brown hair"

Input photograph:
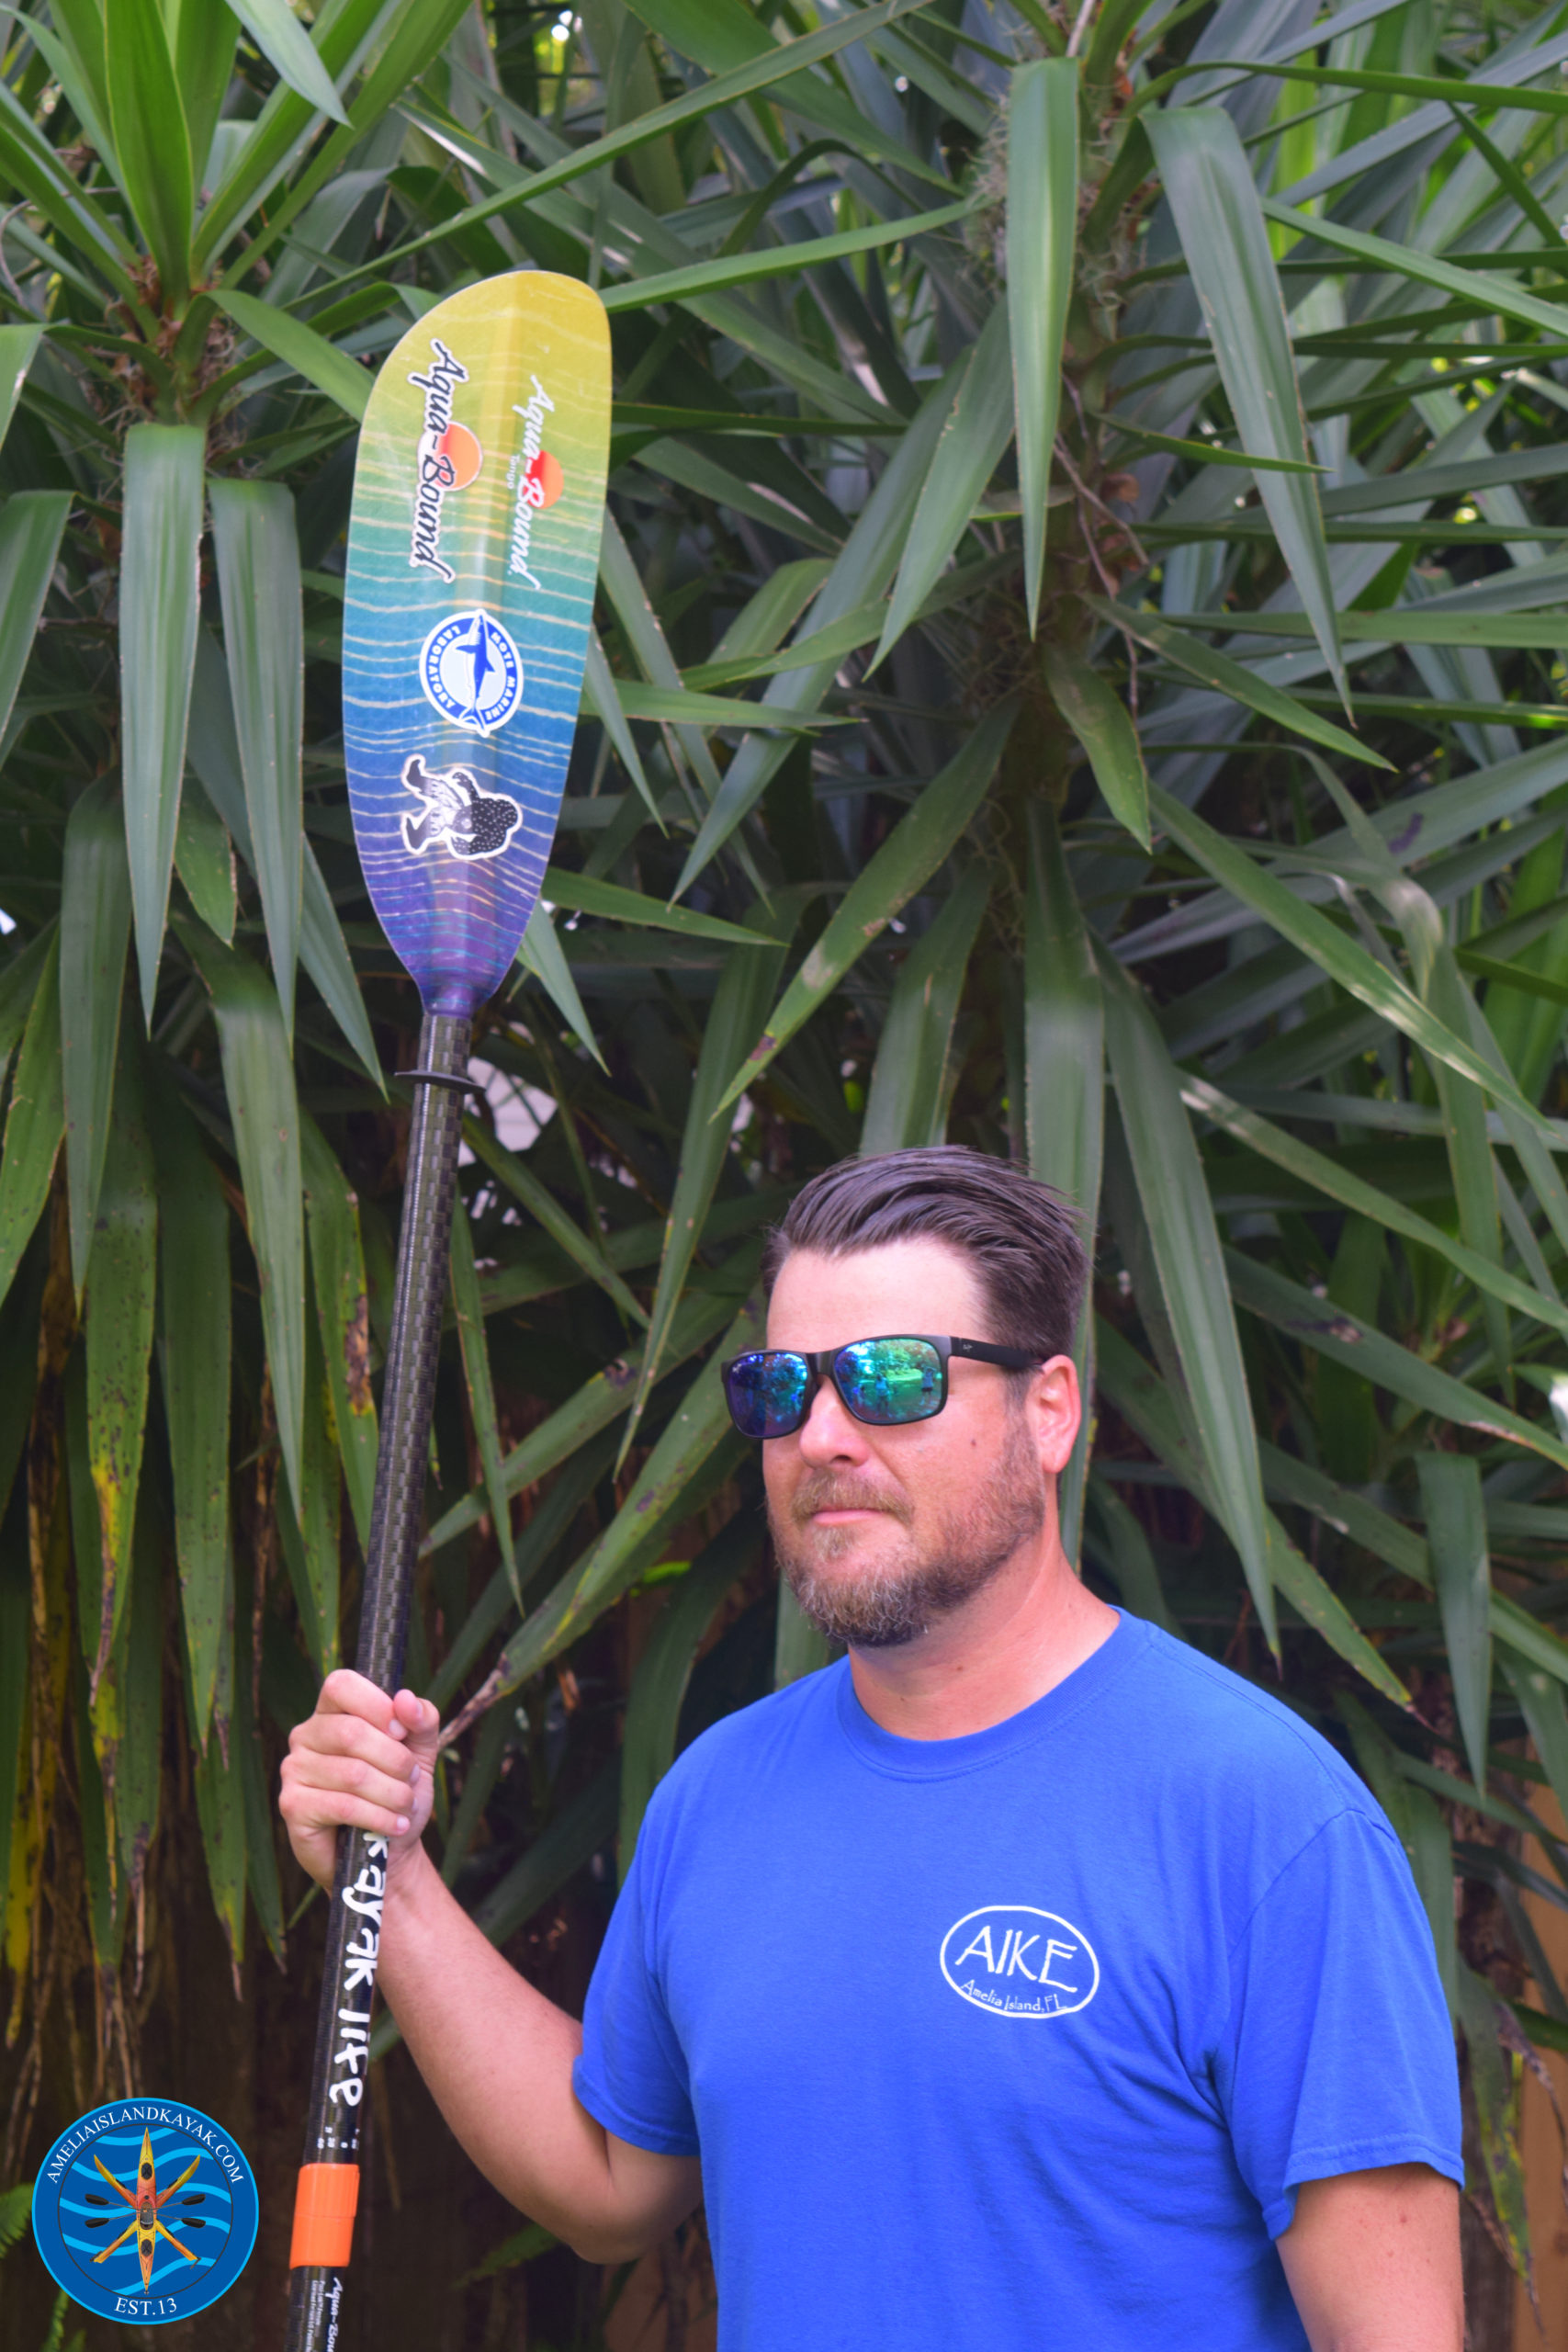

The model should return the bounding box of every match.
[761,1147,1088,1361]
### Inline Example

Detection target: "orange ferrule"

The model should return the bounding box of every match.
[288,2163,360,2268]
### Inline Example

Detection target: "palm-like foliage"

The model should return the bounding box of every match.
[5,0,1568,2324]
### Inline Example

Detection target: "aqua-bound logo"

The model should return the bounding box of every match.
[30,2099,258,2325]
[419,609,523,735]
[940,1905,1100,2018]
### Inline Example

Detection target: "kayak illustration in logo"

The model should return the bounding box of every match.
[400,754,521,861]
[89,2127,202,2289]
[32,2098,258,2324]
[419,609,523,734]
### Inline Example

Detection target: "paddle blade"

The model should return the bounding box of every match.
[343,274,611,1016]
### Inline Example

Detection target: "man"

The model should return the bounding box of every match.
[281,1147,1463,2350]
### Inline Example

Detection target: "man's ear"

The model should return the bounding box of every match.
[1031,1354,1081,1476]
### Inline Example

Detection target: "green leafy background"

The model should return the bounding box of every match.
[5,0,1568,2341]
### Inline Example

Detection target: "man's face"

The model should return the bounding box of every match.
[762,1238,1076,1649]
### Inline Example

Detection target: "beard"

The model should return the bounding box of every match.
[769,1409,1048,1650]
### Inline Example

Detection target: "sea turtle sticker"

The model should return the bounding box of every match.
[400,754,522,860]
[31,2099,258,2325]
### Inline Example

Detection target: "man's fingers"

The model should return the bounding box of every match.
[288,1704,416,1785]
[283,1748,416,1822]
[316,1666,398,1724]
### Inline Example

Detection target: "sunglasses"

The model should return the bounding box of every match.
[721,1333,1039,1442]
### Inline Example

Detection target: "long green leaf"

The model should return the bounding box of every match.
[299,1114,377,1553]
[171,0,240,187]
[1102,607,1384,765]
[619,1519,760,1874]
[1026,808,1102,1559]
[0,925,53,1096]
[0,493,71,753]
[1417,1453,1493,1793]
[1097,949,1276,1648]
[1147,107,1344,706]
[597,198,972,313]
[450,1202,517,1601]
[229,0,349,124]
[474,1296,764,1710]
[863,866,989,1155]
[1225,1250,1568,1474]
[1148,783,1560,1137]
[186,628,379,1081]
[515,901,604,1069]
[181,925,305,1507]
[1040,639,1150,850]
[105,0,193,308]
[0,933,63,1317]
[213,288,369,420]
[1008,57,1077,634]
[877,306,1015,665]
[209,481,304,1038]
[542,870,773,947]
[423,1283,740,1556]
[622,910,792,1461]
[673,357,965,893]
[0,324,41,456]
[1181,1079,1568,1345]
[151,1073,231,1750]
[1262,191,1568,348]
[461,1118,649,1330]
[254,0,942,291]
[60,779,130,1298]
[277,1310,340,1677]
[120,424,204,1025]
[189,1594,246,1986]
[174,782,237,944]
[1094,1320,1406,1701]
[1502,1656,1568,1852]
[84,1028,157,1696]
[718,699,1019,1107]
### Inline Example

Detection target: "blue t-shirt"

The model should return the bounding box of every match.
[574,1612,1461,2350]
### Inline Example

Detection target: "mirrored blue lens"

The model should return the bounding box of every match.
[835,1339,942,1426]
[725,1351,810,1439]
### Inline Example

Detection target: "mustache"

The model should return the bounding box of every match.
[784,1473,914,1528]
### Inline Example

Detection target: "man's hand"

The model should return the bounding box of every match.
[1278,2164,1461,2352]
[275,1670,700,2263]
[278,1668,441,1887]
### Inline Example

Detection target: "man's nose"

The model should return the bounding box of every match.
[795,1376,870,1463]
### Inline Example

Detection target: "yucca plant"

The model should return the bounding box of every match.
[6,0,1568,2338]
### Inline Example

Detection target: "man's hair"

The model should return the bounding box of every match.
[761,1146,1088,1361]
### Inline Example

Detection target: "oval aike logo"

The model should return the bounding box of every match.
[940,1905,1100,2018]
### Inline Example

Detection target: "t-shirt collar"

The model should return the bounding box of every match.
[832,1607,1149,1779]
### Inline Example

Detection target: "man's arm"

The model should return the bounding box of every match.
[278,1670,701,2262]
[1277,2164,1462,2352]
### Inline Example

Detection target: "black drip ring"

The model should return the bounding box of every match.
[394,1068,482,1094]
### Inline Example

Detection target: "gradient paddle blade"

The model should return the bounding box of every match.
[343,274,611,1016]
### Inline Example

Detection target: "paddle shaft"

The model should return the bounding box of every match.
[286,1012,470,2352]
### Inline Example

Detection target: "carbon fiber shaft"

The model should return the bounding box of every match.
[286,1012,470,2352]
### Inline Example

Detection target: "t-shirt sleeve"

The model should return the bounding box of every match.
[1213,1804,1463,2238]
[572,1820,699,2159]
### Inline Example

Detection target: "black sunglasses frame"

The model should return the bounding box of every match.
[720,1332,1041,1441]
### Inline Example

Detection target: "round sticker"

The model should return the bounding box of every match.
[31,2100,259,2326]
[419,608,524,735]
